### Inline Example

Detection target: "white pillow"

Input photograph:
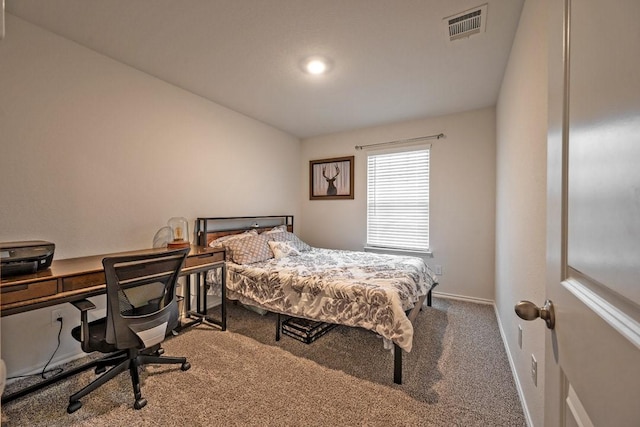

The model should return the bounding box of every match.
[267,231,312,252]
[268,241,301,259]
[262,224,288,234]
[208,230,257,248]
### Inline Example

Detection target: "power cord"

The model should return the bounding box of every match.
[6,317,64,381]
[41,317,64,379]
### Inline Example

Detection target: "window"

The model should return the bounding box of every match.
[366,147,430,253]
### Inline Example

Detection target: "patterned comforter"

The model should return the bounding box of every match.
[210,248,437,352]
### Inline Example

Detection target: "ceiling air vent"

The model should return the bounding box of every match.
[445,4,488,41]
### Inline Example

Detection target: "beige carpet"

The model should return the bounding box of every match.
[1,298,526,426]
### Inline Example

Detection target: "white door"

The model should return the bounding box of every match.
[544,0,640,426]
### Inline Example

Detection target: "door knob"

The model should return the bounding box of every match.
[515,299,555,330]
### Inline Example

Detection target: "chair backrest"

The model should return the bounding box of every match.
[102,248,190,350]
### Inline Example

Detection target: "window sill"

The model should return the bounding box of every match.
[363,246,433,258]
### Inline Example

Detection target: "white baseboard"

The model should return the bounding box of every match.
[206,295,222,310]
[433,291,493,305]
[493,304,534,427]
[182,294,221,317]
[5,351,88,386]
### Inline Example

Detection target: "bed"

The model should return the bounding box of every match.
[197,215,438,383]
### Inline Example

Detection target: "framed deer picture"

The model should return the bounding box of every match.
[309,156,354,200]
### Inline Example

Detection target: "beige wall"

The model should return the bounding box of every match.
[495,1,548,426]
[0,15,300,377]
[300,107,497,301]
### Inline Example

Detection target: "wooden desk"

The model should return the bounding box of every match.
[1,245,225,322]
[1,245,226,404]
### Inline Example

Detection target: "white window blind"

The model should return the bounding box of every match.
[367,148,430,252]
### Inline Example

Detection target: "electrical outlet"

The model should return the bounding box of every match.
[51,309,63,325]
[531,354,537,386]
[434,265,443,275]
[518,324,523,349]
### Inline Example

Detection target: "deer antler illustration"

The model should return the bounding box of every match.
[322,165,340,196]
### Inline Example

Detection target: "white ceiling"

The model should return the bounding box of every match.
[6,0,524,139]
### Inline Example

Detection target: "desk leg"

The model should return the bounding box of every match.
[221,263,226,331]
[180,267,226,331]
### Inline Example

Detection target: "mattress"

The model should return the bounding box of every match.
[208,248,437,351]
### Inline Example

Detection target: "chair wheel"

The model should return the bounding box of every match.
[67,401,82,413]
[181,362,191,371]
[134,398,147,410]
[156,348,165,356]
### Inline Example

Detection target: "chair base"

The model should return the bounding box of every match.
[67,347,190,413]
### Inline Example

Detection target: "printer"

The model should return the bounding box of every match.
[0,241,55,277]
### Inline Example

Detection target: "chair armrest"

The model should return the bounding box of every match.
[70,299,96,353]
[71,299,96,312]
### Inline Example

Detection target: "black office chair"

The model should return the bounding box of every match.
[67,247,191,413]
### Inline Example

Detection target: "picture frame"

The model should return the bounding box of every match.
[309,156,354,200]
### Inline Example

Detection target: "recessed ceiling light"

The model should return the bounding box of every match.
[302,56,332,75]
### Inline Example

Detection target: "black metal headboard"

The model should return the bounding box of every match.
[195,215,294,246]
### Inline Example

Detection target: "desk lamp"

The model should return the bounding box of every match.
[167,217,191,249]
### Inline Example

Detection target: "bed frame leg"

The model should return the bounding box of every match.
[427,289,433,307]
[394,343,402,384]
[276,313,281,341]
